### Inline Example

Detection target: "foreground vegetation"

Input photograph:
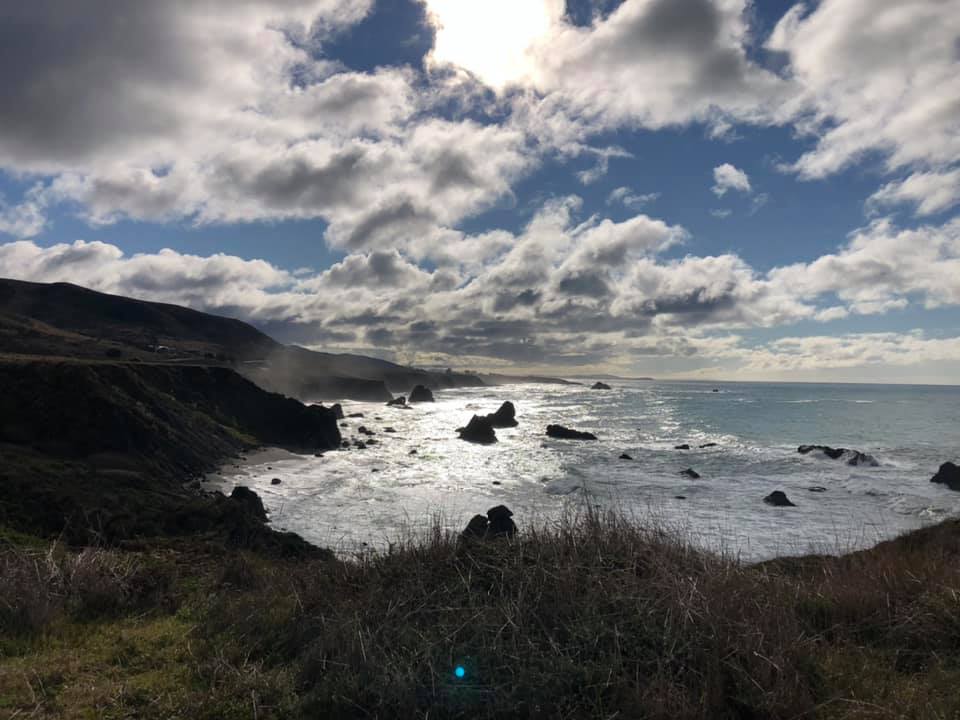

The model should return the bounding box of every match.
[2,511,960,719]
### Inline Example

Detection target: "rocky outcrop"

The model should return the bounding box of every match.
[764,491,796,507]
[591,381,612,390]
[485,401,518,428]
[409,385,434,402]
[931,462,960,491]
[798,445,879,467]
[457,415,497,444]
[461,505,517,540]
[546,425,597,440]
[230,486,267,521]
[386,396,406,406]
[331,403,344,419]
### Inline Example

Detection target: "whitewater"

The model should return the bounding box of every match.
[206,380,960,560]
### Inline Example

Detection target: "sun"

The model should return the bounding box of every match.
[423,0,563,90]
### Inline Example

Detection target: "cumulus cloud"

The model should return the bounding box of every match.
[711,163,751,197]
[768,0,960,179]
[867,169,960,217]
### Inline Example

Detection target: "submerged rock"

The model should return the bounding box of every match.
[485,401,518,428]
[546,424,597,440]
[699,442,718,448]
[798,445,879,467]
[386,396,406,407]
[808,486,827,493]
[931,461,960,491]
[680,468,701,479]
[619,453,633,460]
[457,415,497,444]
[674,444,690,450]
[409,385,435,402]
[591,381,612,390]
[764,491,796,507]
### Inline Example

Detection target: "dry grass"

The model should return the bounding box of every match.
[3,513,960,719]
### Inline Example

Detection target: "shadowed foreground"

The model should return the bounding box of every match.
[2,511,960,719]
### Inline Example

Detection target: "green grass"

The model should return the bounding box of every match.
[2,513,960,719]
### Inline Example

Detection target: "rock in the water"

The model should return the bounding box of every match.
[487,505,517,538]
[808,486,827,493]
[386,396,406,406]
[675,495,687,500]
[619,453,633,460]
[764,491,796,507]
[699,442,718,448]
[347,412,364,418]
[712,388,719,393]
[546,424,597,440]
[798,445,879,467]
[591,381,612,390]
[680,468,701,479]
[462,514,489,539]
[384,427,396,433]
[675,444,690,450]
[492,481,501,485]
[330,403,344,419]
[485,401,518,428]
[230,486,267,521]
[358,426,375,436]
[930,461,960,490]
[271,477,281,485]
[354,440,367,450]
[409,449,418,455]
[457,415,497,444]
[409,385,435,402]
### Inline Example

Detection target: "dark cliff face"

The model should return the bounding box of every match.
[0,360,340,542]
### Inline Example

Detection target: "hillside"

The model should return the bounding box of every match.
[0,359,340,546]
[0,278,490,400]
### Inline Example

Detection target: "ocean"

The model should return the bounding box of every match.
[207,380,960,560]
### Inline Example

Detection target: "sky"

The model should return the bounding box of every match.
[1,0,959,383]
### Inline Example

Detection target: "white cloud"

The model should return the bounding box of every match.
[768,0,960,179]
[711,163,751,196]
[867,169,960,217]
[607,187,660,209]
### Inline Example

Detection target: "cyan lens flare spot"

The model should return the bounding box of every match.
[454,665,466,679]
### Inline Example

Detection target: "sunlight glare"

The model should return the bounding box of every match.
[424,0,562,89]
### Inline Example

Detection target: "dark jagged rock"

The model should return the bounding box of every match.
[680,468,701,479]
[487,505,517,538]
[675,444,690,450]
[675,495,687,500]
[462,514,489,539]
[764,491,796,507]
[798,445,878,467]
[347,412,364,418]
[619,453,633,460]
[331,403,344,419]
[409,385,435,403]
[230,486,267,522]
[492,481,501,485]
[931,462,960,491]
[358,426,375,436]
[591,381,612,390]
[271,477,281,485]
[546,425,597,440]
[386,396,407,407]
[699,442,718,448]
[409,449,418,455]
[461,505,517,540]
[341,440,350,448]
[457,415,497,444]
[384,427,396,433]
[485,401,518,428]
[354,440,367,450]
